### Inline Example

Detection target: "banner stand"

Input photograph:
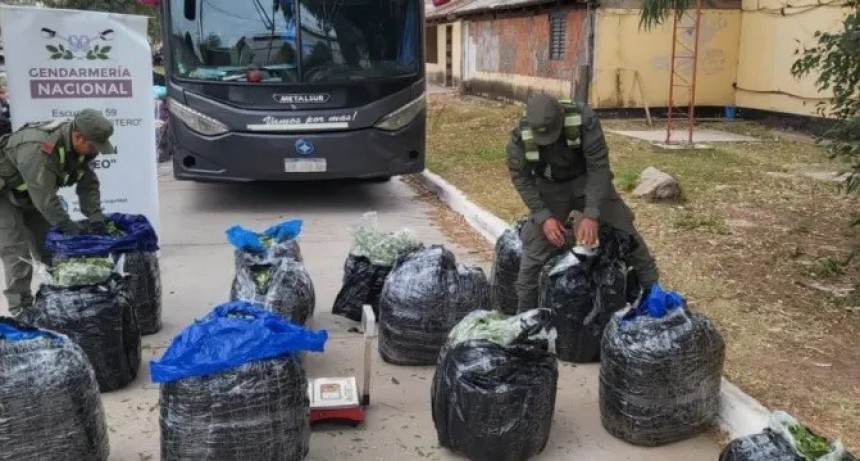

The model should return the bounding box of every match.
[0,5,160,233]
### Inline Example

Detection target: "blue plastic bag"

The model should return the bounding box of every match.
[45,213,159,258]
[226,218,303,255]
[150,301,326,383]
[625,283,685,320]
[0,318,61,343]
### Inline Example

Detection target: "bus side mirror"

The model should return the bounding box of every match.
[184,0,196,20]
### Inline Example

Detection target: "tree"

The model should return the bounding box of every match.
[638,0,689,30]
[791,8,860,196]
[40,0,162,44]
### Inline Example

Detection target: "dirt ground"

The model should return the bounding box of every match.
[418,92,860,453]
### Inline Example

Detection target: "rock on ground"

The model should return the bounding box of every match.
[633,167,682,200]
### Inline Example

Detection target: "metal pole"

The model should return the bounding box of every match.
[687,0,703,145]
[666,12,680,145]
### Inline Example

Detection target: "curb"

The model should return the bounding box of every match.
[417,170,771,441]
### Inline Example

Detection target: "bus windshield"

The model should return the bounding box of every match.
[168,0,420,83]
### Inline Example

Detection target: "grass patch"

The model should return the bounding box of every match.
[673,210,731,235]
[811,258,846,278]
[615,166,640,192]
[423,92,860,453]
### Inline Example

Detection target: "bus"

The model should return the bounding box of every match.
[157,0,426,182]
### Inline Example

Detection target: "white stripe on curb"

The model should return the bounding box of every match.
[417,170,771,441]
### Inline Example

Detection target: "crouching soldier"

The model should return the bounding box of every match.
[505,94,660,312]
[0,109,115,316]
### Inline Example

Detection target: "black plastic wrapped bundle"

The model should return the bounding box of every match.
[489,219,526,315]
[332,212,421,322]
[152,302,327,461]
[119,250,163,335]
[226,219,304,270]
[230,253,316,326]
[599,287,725,447]
[538,226,637,363]
[378,245,491,366]
[718,411,857,461]
[268,238,303,262]
[720,430,804,461]
[159,356,310,461]
[23,273,142,392]
[332,255,392,321]
[0,317,109,460]
[44,213,164,336]
[432,309,558,461]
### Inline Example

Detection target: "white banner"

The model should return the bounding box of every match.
[0,5,160,233]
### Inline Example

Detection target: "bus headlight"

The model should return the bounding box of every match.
[168,98,229,136]
[374,94,425,131]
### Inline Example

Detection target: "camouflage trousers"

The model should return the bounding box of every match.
[0,193,51,316]
[515,177,659,312]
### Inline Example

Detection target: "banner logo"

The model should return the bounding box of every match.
[42,27,115,60]
[29,27,131,99]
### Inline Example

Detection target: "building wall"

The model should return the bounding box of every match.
[462,8,589,100]
[426,21,464,87]
[426,23,445,84]
[451,20,463,83]
[735,0,851,116]
[426,0,852,118]
[590,8,742,109]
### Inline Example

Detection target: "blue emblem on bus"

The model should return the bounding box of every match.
[295,139,314,156]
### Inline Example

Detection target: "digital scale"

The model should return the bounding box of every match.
[308,304,376,426]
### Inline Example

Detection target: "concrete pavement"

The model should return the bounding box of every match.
[1,165,722,460]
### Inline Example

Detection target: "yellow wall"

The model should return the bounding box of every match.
[736,0,851,116]
[429,2,852,117]
[591,8,742,109]
[425,21,463,85]
[426,23,444,76]
[451,21,463,81]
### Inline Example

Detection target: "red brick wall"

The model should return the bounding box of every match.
[468,8,587,80]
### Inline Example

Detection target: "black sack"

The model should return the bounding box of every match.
[24,274,142,392]
[331,255,391,321]
[119,250,163,335]
[45,214,164,336]
[719,411,857,461]
[432,309,558,461]
[159,355,310,461]
[51,250,163,336]
[719,429,804,461]
[538,225,638,363]
[599,291,725,447]
[332,213,421,322]
[0,317,110,460]
[269,239,303,262]
[378,245,490,366]
[230,252,315,326]
[490,219,526,315]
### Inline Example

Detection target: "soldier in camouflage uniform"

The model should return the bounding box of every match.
[506,94,659,312]
[0,109,114,316]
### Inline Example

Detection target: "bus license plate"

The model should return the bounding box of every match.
[284,158,326,173]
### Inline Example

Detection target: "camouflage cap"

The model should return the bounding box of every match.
[74,109,114,154]
[525,94,563,146]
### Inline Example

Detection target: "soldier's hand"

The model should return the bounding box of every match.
[88,220,109,235]
[577,217,599,247]
[58,221,83,236]
[542,217,566,247]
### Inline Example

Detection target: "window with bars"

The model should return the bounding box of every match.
[549,12,566,61]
